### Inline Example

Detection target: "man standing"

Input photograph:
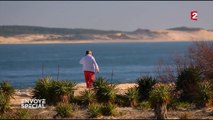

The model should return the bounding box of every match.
[80,50,100,88]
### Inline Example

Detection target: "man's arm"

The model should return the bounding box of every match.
[92,57,100,73]
[79,57,84,64]
[92,58,99,73]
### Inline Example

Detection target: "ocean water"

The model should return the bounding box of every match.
[0,42,193,88]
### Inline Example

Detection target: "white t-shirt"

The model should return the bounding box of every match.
[79,54,99,73]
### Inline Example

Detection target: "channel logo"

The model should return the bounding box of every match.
[21,99,46,109]
[191,11,198,21]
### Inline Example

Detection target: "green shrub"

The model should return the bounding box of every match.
[96,85,117,103]
[136,76,156,100]
[125,87,138,107]
[33,77,76,105]
[33,77,52,103]
[70,96,82,105]
[79,89,95,106]
[101,103,117,116]
[115,94,129,107]
[93,76,109,89]
[0,81,15,101]
[15,109,30,119]
[55,103,73,118]
[176,67,202,102]
[138,101,151,111]
[169,101,193,110]
[53,80,76,103]
[94,77,117,103]
[150,84,171,105]
[88,103,102,118]
[0,92,9,113]
[196,80,213,107]
[149,84,171,119]
[0,81,14,113]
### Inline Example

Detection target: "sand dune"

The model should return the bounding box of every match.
[1,29,213,44]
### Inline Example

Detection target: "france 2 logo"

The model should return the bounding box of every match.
[191,11,198,21]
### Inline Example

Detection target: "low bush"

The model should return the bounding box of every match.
[33,76,76,105]
[93,76,109,89]
[0,81,14,113]
[101,103,117,116]
[138,101,151,111]
[196,80,213,108]
[124,87,138,107]
[0,92,9,113]
[15,109,30,119]
[176,67,202,102]
[169,101,194,110]
[88,103,102,118]
[115,94,129,107]
[55,103,73,118]
[93,77,117,104]
[136,76,156,100]
[79,89,95,107]
[149,84,171,119]
[88,103,117,117]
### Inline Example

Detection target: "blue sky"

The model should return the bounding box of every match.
[0,1,213,31]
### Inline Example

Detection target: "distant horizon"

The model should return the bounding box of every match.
[0,24,212,31]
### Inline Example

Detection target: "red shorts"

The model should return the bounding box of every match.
[84,71,95,88]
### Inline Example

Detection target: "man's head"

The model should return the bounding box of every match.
[85,50,92,55]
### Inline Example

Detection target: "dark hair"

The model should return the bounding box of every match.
[85,50,92,55]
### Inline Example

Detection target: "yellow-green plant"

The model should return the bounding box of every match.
[80,89,95,106]
[15,109,30,119]
[93,77,117,103]
[149,84,171,119]
[33,77,52,103]
[136,76,156,100]
[0,92,9,114]
[33,77,76,105]
[88,103,102,118]
[93,76,109,89]
[101,103,117,116]
[169,101,193,110]
[115,94,129,107]
[196,80,213,107]
[138,101,151,111]
[55,103,73,118]
[0,81,15,101]
[54,80,76,103]
[125,87,138,107]
[0,81,14,113]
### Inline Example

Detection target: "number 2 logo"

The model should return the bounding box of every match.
[191,11,198,21]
